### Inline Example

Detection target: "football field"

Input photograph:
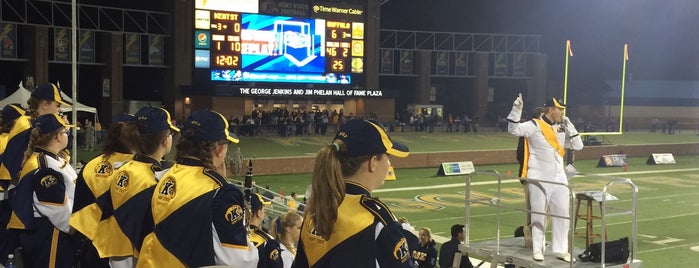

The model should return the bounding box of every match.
[253,155,699,267]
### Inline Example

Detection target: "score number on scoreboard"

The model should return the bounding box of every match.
[325,21,352,73]
[210,11,242,69]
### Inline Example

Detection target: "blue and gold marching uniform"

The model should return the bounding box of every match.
[293,182,414,268]
[0,115,31,185]
[0,114,29,265]
[250,224,283,268]
[70,152,133,240]
[93,154,164,259]
[137,157,258,268]
[8,147,77,268]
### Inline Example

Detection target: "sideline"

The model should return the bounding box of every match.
[374,168,699,194]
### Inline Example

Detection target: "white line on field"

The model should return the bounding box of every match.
[375,168,699,193]
[636,242,699,253]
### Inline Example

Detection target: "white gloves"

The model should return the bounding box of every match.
[513,93,523,110]
[507,93,524,122]
[561,116,578,136]
[561,116,571,126]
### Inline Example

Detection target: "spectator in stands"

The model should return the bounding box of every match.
[271,212,303,268]
[84,119,95,151]
[287,192,297,211]
[439,224,473,268]
[446,114,454,132]
[262,185,275,201]
[412,227,437,268]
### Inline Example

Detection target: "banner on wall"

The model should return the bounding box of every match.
[79,30,95,63]
[494,53,507,76]
[124,33,141,64]
[399,50,413,75]
[149,35,164,65]
[512,54,526,77]
[455,52,467,75]
[55,28,71,61]
[435,51,449,75]
[0,23,17,58]
[380,49,393,74]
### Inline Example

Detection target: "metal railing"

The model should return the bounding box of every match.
[461,170,640,268]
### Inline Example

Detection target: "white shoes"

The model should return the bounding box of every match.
[533,253,544,261]
[555,252,575,263]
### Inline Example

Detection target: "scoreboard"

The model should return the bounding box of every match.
[210,11,242,70]
[194,3,365,85]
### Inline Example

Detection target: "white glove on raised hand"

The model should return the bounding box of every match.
[507,93,524,122]
[561,116,578,135]
[513,93,523,110]
[561,116,571,126]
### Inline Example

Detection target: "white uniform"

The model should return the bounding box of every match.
[507,108,583,256]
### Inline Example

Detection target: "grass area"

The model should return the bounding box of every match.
[74,131,699,163]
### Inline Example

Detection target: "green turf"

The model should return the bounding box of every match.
[74,132,699,163]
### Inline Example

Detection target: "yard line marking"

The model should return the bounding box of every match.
[375,168,699,193]
[637,242,699,253]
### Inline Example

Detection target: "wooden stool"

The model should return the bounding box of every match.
[574,192,608,248]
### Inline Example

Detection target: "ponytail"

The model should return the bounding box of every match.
[305,140,381,240]
[17,128,54,182]
[305,144,345,240]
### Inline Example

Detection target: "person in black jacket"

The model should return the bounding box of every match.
[413,227,437,268]
[438,224,473,268]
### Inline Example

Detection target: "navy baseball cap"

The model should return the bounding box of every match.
[135,107,180,134]
[1,104,25,122]
[334,119,409,158]
[544,98,567,109]
[112,112,137,125]
[184,109,239,143]
[34,113,75,134]
[247,193,271,211]
[31,83,71,106]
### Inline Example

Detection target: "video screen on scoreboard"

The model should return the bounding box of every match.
[198,12,364,85]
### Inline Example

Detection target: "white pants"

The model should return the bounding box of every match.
[528,172,570,255]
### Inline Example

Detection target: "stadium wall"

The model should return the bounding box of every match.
[252,143,699,175]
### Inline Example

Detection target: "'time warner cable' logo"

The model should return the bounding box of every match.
[312,5,364,16]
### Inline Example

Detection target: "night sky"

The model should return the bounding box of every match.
[381,0,699,82]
